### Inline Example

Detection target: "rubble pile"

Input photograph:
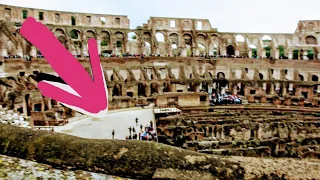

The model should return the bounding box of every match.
[0,109,31,128]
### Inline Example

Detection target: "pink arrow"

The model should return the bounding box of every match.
[20,17,108,114]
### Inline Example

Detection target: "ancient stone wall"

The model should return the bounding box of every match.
[156,109,320,159]
[0,4,320,59]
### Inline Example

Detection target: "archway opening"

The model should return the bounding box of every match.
[150,82,160,95]
[264,45,271,58]
[227,45,235,56]
[198,43,205,56]
[145,42,151,55]
[138,83,146,96]
[299,74,304,81]
[259,73,264,80]
[293,49,299,59]
[112,84,122,96]
[156,32,165,42]
[128,32,137,41]
[217,72,225,79]
[308,49,315,60]
[278,45,285,58]
[163,82,171,92]
[70,29,80,39]
[262,35,272,42]
[305,36,317,45]
[236,35,245,42]
[250,45,257,58]
[312,75,318,82]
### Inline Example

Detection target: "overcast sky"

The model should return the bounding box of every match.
[1,0,320,33]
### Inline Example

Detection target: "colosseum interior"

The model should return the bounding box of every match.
[0,3,319,179]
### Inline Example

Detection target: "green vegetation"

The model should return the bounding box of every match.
[70,30,78,39]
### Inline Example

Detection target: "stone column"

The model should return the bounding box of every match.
[233,85,238,95]
[30,46,37,57]
[194,47,200,56]
[295,86,302,96]
[302,49,308,60]
[146,84,151,97]
[180,48,187,57]
[108,88,113,101]
[0,48,7,56]
[235,49,240,57]
[288,50,293,60]
[248,50,252,58]
[274,50,279,59]
[96,37,101,55]
[270,83,275,94]
[47,99,52,110]
[16,44,23,57]
[282,84,287,96]
[261,50,266,58]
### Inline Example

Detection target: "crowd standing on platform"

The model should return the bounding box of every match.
[209,90,242,105]
[124,118,157,142]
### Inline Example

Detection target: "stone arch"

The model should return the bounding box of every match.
[236,35,245,42]
[169,33,179,44]
[217,72,225,79]
[227,45,235,56]
[293,49,299,59]
[312,75,319,82]
[150,82,160,95]
[264,45,272,58]
[308,48,316,60]
[84,30,96,39]
[259,73,264,80]
[143,32,152,43]
[70,29,81,39]
[156,32,165,42]
[53,28,65,37]
[128,32,137,41]
[197,34,206,54]
[198,43,206,55]
[138,83,147,96]
[162,82,171,92]
[305,35,318,45]
[100,31,111,47]
[299,74,304,81]
[262,35,272,42]
[112,84,122,96]
[115,31,125,49]
[183,33,193,56]
[250,44,257,58]
[211,33,219,37]
[212,44,218,56]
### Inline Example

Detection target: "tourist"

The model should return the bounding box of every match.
[112,129,115,140]
[128,126,132,135]
[132,127,136,133]
[136,117,139,126]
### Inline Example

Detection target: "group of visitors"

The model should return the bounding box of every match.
[210,90,242,105]
[123,117,157,142]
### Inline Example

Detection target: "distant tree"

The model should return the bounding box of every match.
[70,29,78,39]
[100,41,108,46]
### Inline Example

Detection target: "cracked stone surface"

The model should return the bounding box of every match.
[0,155,132,180]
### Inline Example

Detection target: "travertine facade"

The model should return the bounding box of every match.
[0,4,320,59]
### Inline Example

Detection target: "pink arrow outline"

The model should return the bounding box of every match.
[20,17,108,114]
